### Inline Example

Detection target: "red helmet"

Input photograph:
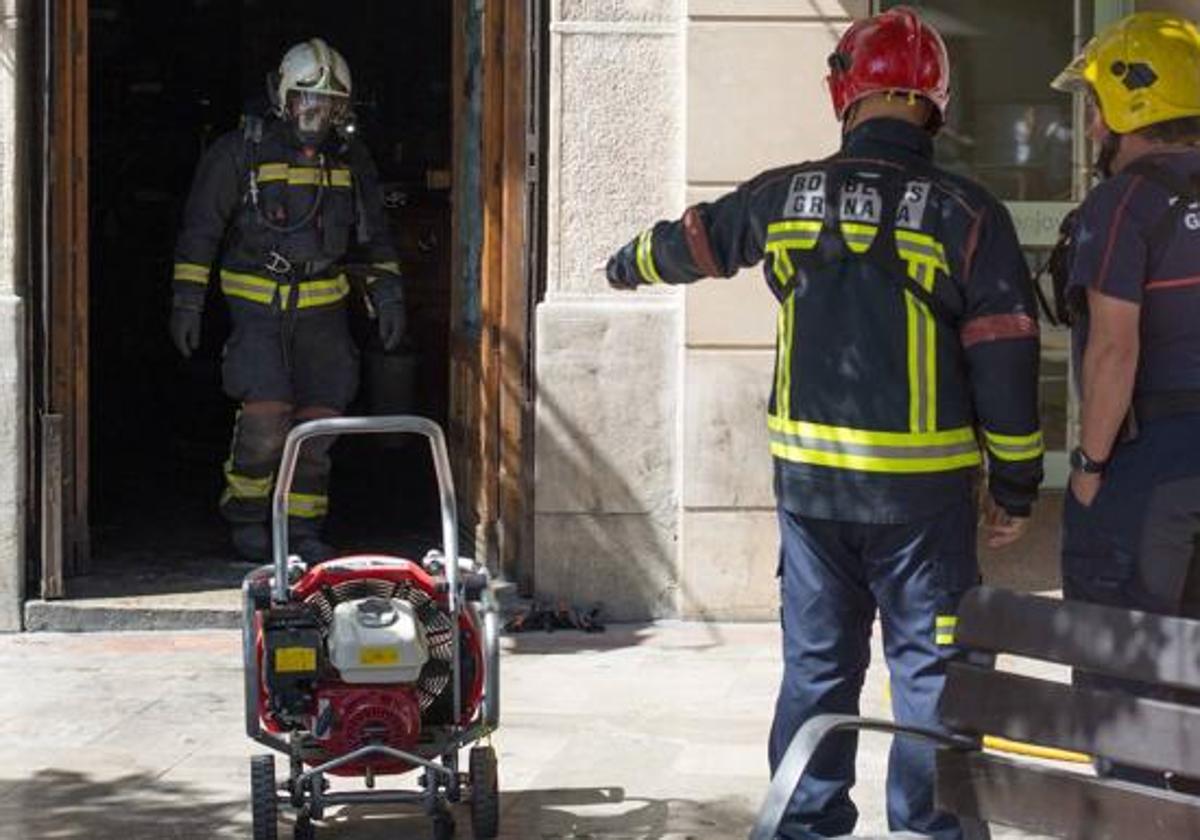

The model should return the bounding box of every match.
[826,6,951,123]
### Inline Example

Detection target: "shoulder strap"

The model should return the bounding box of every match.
[1120,157,1200,255]
[781,161,960,330]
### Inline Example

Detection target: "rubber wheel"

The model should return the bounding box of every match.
[251,755,279,840]
[293,811,316,840]
[469,746,500,839]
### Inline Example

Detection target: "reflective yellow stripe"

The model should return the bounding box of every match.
[775,293,795,420]
[901,261,938,433]
[897,232,949,434]
[636,228,663,284]
[220,271,349,309]
[287,492,329,519]
[173,262,210,284]
[220,271,278,305]
[767,219,822,249]
[286,167,352,187]
[984,429,1046,462]
[293,276,350,309]
[256,164,352,188]
[936,615,957,645]
[256,163,289,183]
[840,221,876,254]
[223,461,273,500]
[371,261,401,275]
[767,416,982,474]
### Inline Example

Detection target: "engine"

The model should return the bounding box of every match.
[257,556,483,775]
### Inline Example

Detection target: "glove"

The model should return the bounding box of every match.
[606,240,641,290]
[169,306,203,358]
[377,302,407,351]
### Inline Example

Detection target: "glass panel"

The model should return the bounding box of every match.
[878,1,1090,484]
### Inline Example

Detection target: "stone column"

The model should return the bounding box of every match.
[0,0,27,631]
[535,0,686,620]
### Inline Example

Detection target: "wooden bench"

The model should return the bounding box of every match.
[750,585,1200,839]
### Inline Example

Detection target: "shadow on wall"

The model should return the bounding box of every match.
[531,349,729,650]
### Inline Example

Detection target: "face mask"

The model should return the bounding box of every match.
[286,91,344,146]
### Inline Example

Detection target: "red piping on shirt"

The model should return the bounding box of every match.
[1145,274,1200,292]
[1095,176,1143,293]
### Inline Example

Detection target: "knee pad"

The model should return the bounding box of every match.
[232,409,292,469]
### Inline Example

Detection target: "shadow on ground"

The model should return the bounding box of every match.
[0,771,754,840]
[0,769,244,839]
[323,786,754,839]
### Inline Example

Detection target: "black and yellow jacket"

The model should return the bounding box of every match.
[172,118,402,314]
[611,119,1044,523]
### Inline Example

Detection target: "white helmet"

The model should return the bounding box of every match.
[274,38,352,143]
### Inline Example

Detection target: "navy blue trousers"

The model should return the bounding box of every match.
[769,500,983,839]
[1062,414,1200,788]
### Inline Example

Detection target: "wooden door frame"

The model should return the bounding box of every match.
[36,0,90,597]
[452,0,539,591]
[34,0,540,596]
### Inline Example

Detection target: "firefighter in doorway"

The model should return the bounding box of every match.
[169,38,405,562]
[607,7,1043,838]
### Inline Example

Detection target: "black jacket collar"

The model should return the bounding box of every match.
[841,118,935,162]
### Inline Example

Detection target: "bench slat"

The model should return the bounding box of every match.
[941,662,1200,776]
[936,749,1200,839]
[956,587,1200,692]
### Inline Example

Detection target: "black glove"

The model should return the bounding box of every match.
[606,240,641,290]
[169,306,203,358]
[377,302,407,351]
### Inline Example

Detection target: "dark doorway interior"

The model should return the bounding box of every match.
[87,0,454,577]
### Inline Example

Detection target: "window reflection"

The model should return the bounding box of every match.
[883,0,1079,201]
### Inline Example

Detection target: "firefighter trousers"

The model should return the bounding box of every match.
[218,303,360,537]
[769,500,986,840]
[1062,412,1200,789]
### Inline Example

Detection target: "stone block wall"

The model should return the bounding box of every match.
[0,0,26,631]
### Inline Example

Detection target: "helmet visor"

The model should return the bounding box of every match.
[1052,38,1098,93]
[286,90,347,139]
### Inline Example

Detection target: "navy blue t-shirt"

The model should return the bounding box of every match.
[1069,149,1200,394]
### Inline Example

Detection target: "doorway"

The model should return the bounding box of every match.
[33,0,540,601]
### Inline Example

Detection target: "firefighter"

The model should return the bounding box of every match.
[169,38,406,563]
[607,7,1042,838]
[1051,13,1200,786]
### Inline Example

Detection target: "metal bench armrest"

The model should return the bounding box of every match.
[748,714,974,840]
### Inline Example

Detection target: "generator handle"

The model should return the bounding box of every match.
[271,416,461,619]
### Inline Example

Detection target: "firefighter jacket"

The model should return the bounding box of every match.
[613,118,1044,523]
[172,118,402,314]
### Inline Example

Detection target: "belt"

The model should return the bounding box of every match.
[1133,390,1200,424]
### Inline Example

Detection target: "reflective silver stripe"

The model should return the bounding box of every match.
[768,430,979,461]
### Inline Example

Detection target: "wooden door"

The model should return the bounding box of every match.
[449,0,539,589]
[38,0,90,597]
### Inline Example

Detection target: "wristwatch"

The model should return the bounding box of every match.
[1069,446,1108,475]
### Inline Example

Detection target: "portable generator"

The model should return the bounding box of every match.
[241,416,501,840]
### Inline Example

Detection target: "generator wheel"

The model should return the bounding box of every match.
[469,746,500,839]
[432,810,456,840]
[293,810,316,840]
[251,755,279,840]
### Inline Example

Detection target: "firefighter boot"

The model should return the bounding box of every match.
[230,523,271,562]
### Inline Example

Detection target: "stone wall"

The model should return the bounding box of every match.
[536,0,687,620]
[678,1,862,619]
[0,0,26,632]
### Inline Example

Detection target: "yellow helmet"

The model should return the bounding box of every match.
[1052,12,1200,134]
